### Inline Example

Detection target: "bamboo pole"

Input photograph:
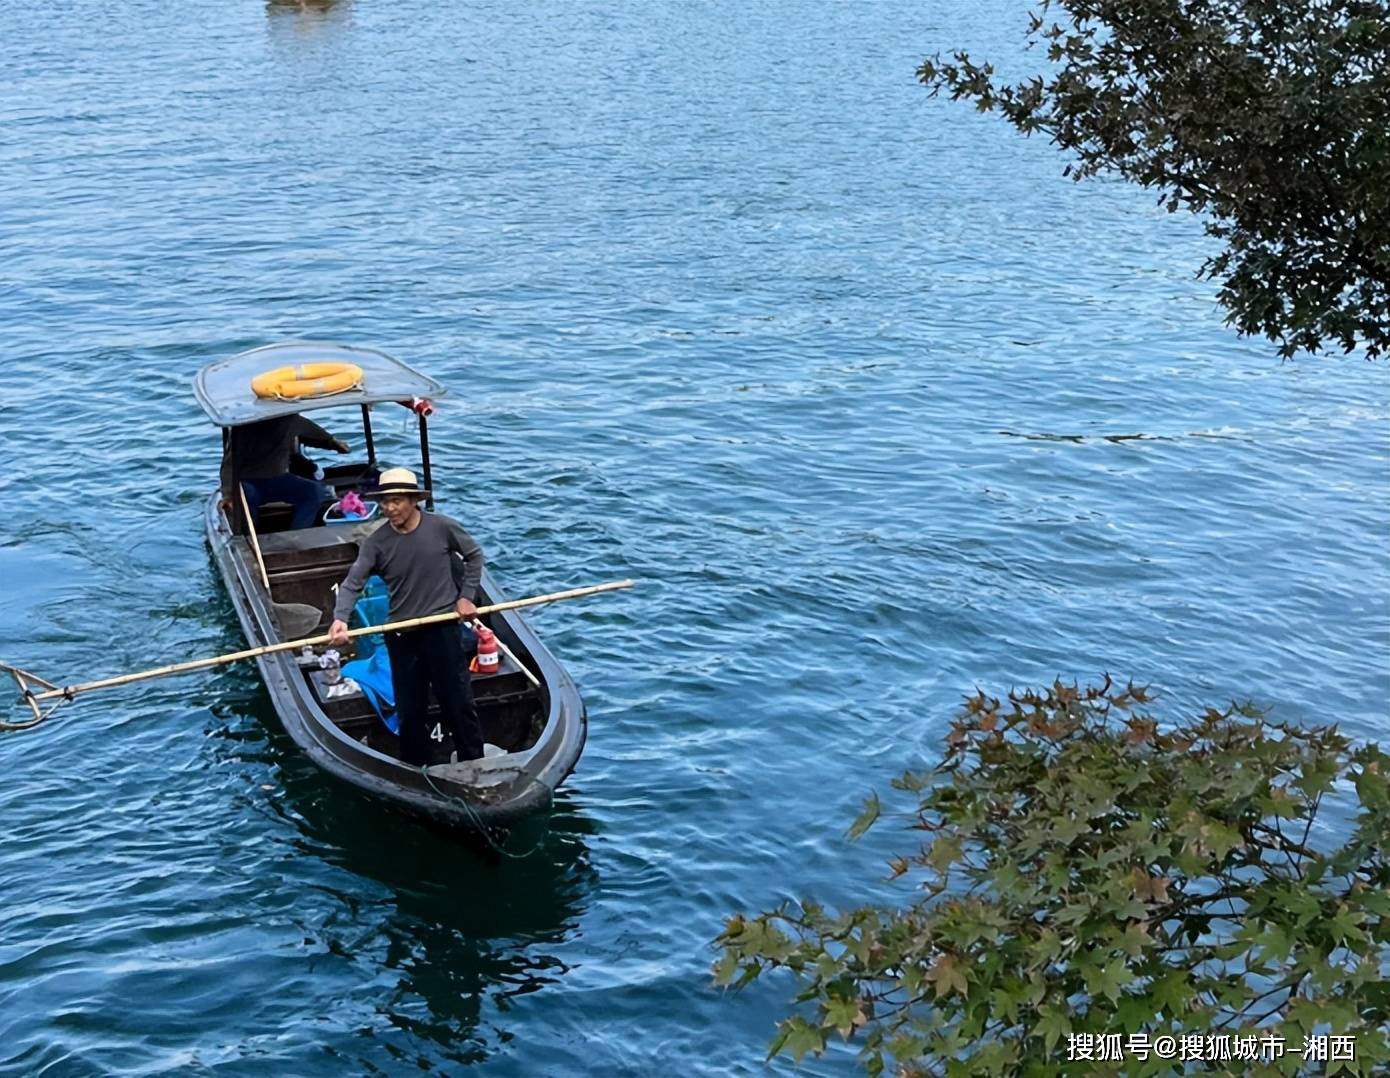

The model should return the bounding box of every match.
[0,666,63,730]
[11,669,43,724]
[21,580,632,705]
[238,483,271,591]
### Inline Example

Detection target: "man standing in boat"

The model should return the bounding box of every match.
[328,468,486,766]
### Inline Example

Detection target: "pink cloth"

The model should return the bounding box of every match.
[339,491,367,519]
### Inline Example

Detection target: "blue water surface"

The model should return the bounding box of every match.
[0,2,1386,1075]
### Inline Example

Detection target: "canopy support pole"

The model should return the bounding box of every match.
[361,404,377,467]
[419,413,434,511]
[225,428,247,536]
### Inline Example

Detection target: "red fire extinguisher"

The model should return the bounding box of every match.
[470,623,500,675]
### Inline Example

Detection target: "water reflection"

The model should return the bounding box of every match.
[265,0,352,30]
[210,682,596,1067]
[266,0,348,14]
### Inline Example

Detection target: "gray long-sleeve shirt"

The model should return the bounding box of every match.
[332,512,483,623]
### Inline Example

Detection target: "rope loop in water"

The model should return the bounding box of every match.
[418,765,553,859]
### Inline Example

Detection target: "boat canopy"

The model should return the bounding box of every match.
[194,341,449,428]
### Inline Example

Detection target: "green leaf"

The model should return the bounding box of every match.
[990,860,1028,900]
[1152,971,1195,1016]
[1116,921,1152,958]
[1259,786,1302,820]
[1253,923,1295,965]
[886,1031,929,1064]
[1032,1004,1072,1053]
[1054,901,1092,926]
[712,950,740,986]
[766,1022,790,1061]
[823,996,866,1039]
[779,1017,826,1064]
[1051,814,1088,845]
[1108,893,1148,923]
[1277,887,1323,926]
[1328,905,1367,945]
[1028,928,1062,967]
[1084,958,1135,1002]
[990,986,1020,1026]
[1295,757,1340,799]
[1114,994,1157,1033]
[928,834,964,872]
[847,792,881,841]
[1205,821,1243,860]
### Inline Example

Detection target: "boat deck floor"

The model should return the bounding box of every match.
[258,519,378,556]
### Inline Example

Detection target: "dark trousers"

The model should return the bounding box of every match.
[384,623,484,766]
[243,473,323,531]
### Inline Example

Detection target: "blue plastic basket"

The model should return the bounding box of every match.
[325,499,380,525]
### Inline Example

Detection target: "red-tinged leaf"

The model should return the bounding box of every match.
[1131,870,1171,903]
[925,954,969,999]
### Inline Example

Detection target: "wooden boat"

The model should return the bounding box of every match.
[199,341,586,829]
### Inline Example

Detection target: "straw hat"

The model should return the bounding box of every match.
[365,467,431,499]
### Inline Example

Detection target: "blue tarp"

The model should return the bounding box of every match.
[343,575,397,732]
[342,647,398,734]
[350,576,390,660]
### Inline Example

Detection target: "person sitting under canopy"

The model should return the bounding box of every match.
[219,413,348,530]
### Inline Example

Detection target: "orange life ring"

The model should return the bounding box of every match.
[251,362,363,399]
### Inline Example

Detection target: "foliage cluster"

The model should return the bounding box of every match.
[916,0,1390,359]
[715,678,1389,1075]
